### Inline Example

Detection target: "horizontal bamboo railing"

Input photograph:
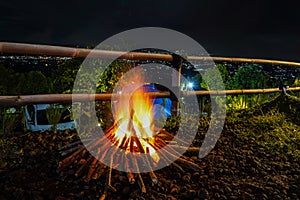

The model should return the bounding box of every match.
[1,42,300,67]
[0,92,170,106]
[185,87,300,96]
[1,42,299,106]
[1,87,299,106]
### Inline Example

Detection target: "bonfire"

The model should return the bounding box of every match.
[58,69,201,198]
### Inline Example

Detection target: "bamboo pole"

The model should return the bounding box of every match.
[171,54,183,116]
[1,87,300,106]
[0,42,173,61]
[1,42,300,67]
[0,92,170,106]
[184,87,300,96]
[189,56,300,67]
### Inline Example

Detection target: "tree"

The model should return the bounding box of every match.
[51,58,83,94]
[21,71,52,95]
[226,64,267,89]
[200,64,230,90]
[96,59,133,93]
[0,65,14,95]
[198,64,229,113]
[226,64,269,109]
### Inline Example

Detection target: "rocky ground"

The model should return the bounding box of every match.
[0,95,299,200]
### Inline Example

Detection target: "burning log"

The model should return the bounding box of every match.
[58,127,202,186]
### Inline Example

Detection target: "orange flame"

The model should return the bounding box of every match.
[109,69,160,163]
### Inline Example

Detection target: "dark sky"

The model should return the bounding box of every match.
[1,0,300,61]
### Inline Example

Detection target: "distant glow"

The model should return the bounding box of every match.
[187,82,193,88]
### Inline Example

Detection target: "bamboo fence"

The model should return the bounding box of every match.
[1,42,300,67]
[0,42,300,106]
[0,87,300,106]
[0,92,170,106]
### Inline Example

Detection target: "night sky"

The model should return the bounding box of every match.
[1,0,300,61]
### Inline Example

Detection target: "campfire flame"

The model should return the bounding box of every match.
[109,72,160,163]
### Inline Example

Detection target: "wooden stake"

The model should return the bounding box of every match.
[172,162,184,173]
[86,148,101,181]
[157,128,189,146]
[138,173,146,193]
[99,189,107,200]
[125,154,135,184]
[58,149,87,171]
[59,140,83,151]
[170,145,200,154]
[92,165,106,180]
[60,145,82,157]
[75,155,94,177]
[107,151,117,192]
[176,157,202,171]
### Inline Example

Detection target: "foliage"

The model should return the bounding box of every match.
[0,65,14,95]
[226,95,300,160]
[216,63,231,84]
[46,104,66,133]
[61,58,134,130]
[20,71,52,95]
[2,113,18,134]
[96,60,133,93]
[292,77,300,87]
[200,64,229,90]
[94,60,134,129]
[51,58,83,94]
[226,64,269,110]
[291,77,300,97]
[226,64,268,89]
[0,65,52,95]
[164,94,300,160]
[0,107,24,134]
[51,57,133,94]
[198,64,228,112]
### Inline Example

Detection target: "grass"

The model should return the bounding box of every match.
[161,94,300,160]
[225,95,300,160]
[237,110,299,159]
